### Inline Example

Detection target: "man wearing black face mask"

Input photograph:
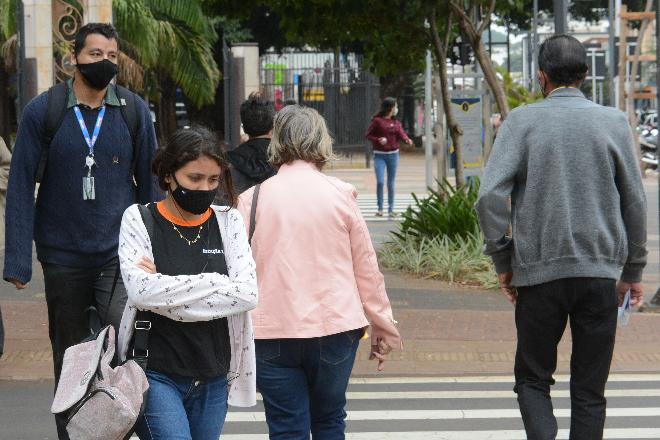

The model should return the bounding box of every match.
[4,22,160,439]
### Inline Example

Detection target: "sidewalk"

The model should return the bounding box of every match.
[4,268,660,380]
[2,151,660,380]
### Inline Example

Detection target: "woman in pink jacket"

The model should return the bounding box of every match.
[365,97,413,218]
[238,105,402,439]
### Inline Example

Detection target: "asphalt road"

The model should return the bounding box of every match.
[5,374,660,440]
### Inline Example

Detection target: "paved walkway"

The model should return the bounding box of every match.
[3,152,660,380]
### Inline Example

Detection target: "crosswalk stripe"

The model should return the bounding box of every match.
[348,373,660,384]
[219,429,660,440]
[130,374,660,439]
[355,195,419,221]
[226,407,660,422]
[366,389,660,399]
[249,388,660,400]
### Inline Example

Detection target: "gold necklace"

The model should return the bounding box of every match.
[170,222,203,246]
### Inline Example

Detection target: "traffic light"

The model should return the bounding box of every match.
[449,40,473,65]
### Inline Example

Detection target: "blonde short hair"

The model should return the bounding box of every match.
[268,105,335,169]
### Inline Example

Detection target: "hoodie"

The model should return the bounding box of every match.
[228,138,276,196]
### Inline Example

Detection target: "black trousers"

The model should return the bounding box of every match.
[42,256,128,440]
[514,277,617,440]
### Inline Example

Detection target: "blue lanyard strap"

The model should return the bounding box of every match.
[73,105,106,156]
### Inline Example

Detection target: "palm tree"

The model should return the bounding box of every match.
[0,0,17,144]
[113,0,220,140]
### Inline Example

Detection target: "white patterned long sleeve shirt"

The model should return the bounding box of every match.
[117,204,258,407]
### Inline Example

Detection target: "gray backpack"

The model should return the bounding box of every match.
[51,325,149,440]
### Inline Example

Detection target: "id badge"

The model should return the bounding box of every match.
[83,176,95,200]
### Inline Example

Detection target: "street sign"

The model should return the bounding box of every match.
[449,93,484,178]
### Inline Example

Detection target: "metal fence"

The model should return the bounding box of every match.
[260,52,380,160]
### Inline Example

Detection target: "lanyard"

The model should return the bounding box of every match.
[73,105,106,157]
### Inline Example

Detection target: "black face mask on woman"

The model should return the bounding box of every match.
[77,59,118,90]
[171,176,217,215]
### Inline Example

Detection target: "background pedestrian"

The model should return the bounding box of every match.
[365,97,412,218]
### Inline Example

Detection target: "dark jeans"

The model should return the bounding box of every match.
[514,277,618,440]
[134,371,228,440]
[256,329,362,440]
[42,257,128,440]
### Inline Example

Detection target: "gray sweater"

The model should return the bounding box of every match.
[476,88,647,286]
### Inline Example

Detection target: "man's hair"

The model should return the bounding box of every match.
[240,93,275,137]
[538,35,588,86]
[74,23,119,56]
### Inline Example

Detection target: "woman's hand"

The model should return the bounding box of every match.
[405,138,413,146]
[379,137,387,145]
[135,257,157,274]
[369,338,392,371]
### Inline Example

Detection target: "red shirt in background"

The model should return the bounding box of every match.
[365,116,411,153]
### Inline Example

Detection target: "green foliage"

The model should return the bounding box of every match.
[393,179,481,243]
[497,67,542,109]
[0,0,17,43]
[379,233,497,288]
[113,0,220,107]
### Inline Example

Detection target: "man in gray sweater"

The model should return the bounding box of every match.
[476,35,647,440]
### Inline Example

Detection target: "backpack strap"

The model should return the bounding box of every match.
[249,184,260,245]
[115,85,140,176]
[133,203,155,370]
[37,82,69,183]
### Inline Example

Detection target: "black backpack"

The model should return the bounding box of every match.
[37,82,140,183]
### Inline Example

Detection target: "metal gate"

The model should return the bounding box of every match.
[260,52,380,160]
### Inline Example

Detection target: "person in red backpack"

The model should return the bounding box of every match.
[365,97,412,218]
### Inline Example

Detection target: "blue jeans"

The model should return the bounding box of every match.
[134,370,228,440]
[373,152,399,213]
[256,329,362,440]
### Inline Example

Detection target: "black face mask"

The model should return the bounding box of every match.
[171,177,217,215]
[77,59,118,90]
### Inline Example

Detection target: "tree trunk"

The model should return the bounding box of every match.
[449,0,510,119]
[156,73,178,142]
[627,0,653,168]
[429,8,464,187]
[472,36,509,118]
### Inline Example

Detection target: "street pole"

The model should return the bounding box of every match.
[424,49,433,190]
[608,0,616,106]
[651,0,660,307]
[553,0,568,34]
[591,50,597,102]
[222,35,231,148]
[16,0,25,119]
[532,0,539,92]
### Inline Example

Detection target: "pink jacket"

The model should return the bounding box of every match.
[237,160,402,349]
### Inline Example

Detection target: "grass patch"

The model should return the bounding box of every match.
[379,232,498,289]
